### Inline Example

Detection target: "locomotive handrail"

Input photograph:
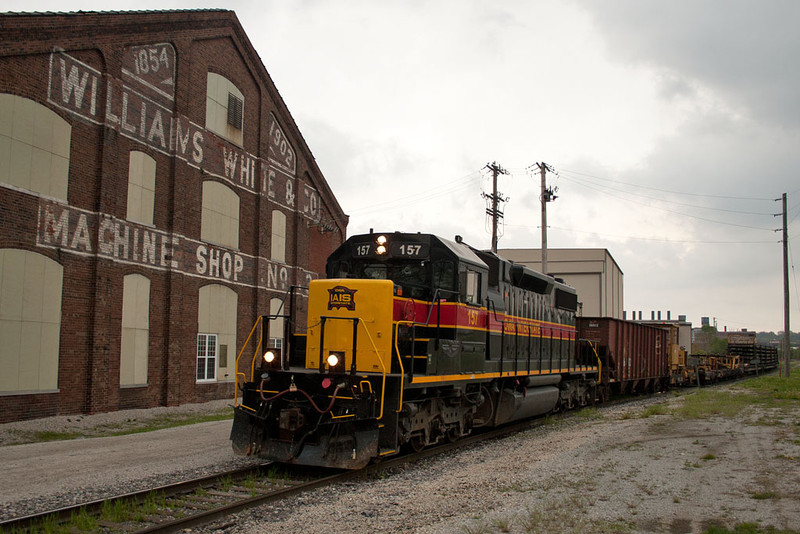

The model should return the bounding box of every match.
[578,338,602,385]
[233,315,266,408]
[355,319,390,421]
[392,321,412,413]
[421,288,458,326]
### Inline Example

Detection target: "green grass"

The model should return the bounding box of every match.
[17,408,233,445]
[640,403,669,418]
[704,522,799,533]
[751,491,778,500]
[671,370,800,421]
[574,407,603,420]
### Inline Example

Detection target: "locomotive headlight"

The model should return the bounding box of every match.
[376,235,388,255]
[326,353,340,367]
[263,350,276,364]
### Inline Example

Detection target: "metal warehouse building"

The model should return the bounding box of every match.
[0,10,347,422]
[497,248,624,319]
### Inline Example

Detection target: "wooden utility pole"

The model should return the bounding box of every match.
[535,162,557,274]
[782,193,791,377]
[483,162,508,253]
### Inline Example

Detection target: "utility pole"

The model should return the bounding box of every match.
[534,162,558,274]
[782,193,791,377]
[483,162,508,253]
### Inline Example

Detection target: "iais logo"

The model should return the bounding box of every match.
[327,285,357,311]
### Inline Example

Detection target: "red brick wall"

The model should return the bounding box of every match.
[0,10,347,423]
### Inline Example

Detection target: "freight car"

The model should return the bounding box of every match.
[576,317,671,400]
[230,232,599,469]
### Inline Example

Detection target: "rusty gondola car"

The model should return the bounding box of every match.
[577,317,670,400]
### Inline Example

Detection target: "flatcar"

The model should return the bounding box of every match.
[230,232,599,469]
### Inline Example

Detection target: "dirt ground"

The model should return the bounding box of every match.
[1,387,798,533]
[222,388,800,534]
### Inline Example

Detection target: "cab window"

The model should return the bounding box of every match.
[461,269,482,305]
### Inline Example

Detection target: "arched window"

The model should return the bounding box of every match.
[0,249,63,393]
[126,151,156,225]
[201,181,240,249]
[120,274,150,386]
[0,94,71,200]
[197,284,237,382]
[205,72,244,146]
[271,210,286,263]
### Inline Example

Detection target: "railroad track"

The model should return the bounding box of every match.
[0,463,325,533]
[0,411,567,534]
[0,383,739,533]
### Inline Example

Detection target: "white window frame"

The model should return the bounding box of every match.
[196,333,218,382]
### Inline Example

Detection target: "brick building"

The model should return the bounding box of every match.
[0,10,347,423]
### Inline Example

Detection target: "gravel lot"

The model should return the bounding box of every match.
[202,392,800,534]
[1,391,799,533]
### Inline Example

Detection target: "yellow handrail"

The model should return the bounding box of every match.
[233,316,264,407]
[393,321,414,413]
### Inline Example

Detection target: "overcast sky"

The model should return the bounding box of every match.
[7,0,800,333]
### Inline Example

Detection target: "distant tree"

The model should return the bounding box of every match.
[693,325,728,354]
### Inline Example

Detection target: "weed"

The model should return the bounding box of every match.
[461,520,491,533]
[68,507,98,531]
[575,407,602,420]
[701,453,717,461]
[751,491,777,500]
[640,404,669,418]
[12,408,234,445]
[491,516,513,532]
[101,498,133,522]
[703,522,797,533]
[31,430,84,442]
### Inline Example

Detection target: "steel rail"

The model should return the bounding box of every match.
[0,463,271,532]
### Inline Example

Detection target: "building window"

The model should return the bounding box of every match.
[120,274,150,386]
[269,297,285,350]
[271,210,286,263]
[201,180,240,249]
[196,333,217,381]
[227,93,243,129]
[197,284,237,382]
[0,93,71,201]
[0,249,63,393]
[126,151,156,225]
[205,73,244,146]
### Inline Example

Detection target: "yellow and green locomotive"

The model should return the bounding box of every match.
[231,232,598,469]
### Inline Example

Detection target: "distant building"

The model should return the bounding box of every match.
[632,311,693,352]
[0,10,347,422]
[497,248,623,319]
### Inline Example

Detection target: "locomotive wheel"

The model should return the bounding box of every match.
[446,427,460,443]
[410,434,425,452]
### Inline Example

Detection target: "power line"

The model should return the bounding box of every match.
[560,172,774,216]
[558,167,776,201]
[561,177,775,231]
[347,170,481,215]
[503,223,775,244]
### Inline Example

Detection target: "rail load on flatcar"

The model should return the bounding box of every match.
[230,232,599,469]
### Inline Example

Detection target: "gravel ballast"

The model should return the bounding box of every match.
[1,394,798,533]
